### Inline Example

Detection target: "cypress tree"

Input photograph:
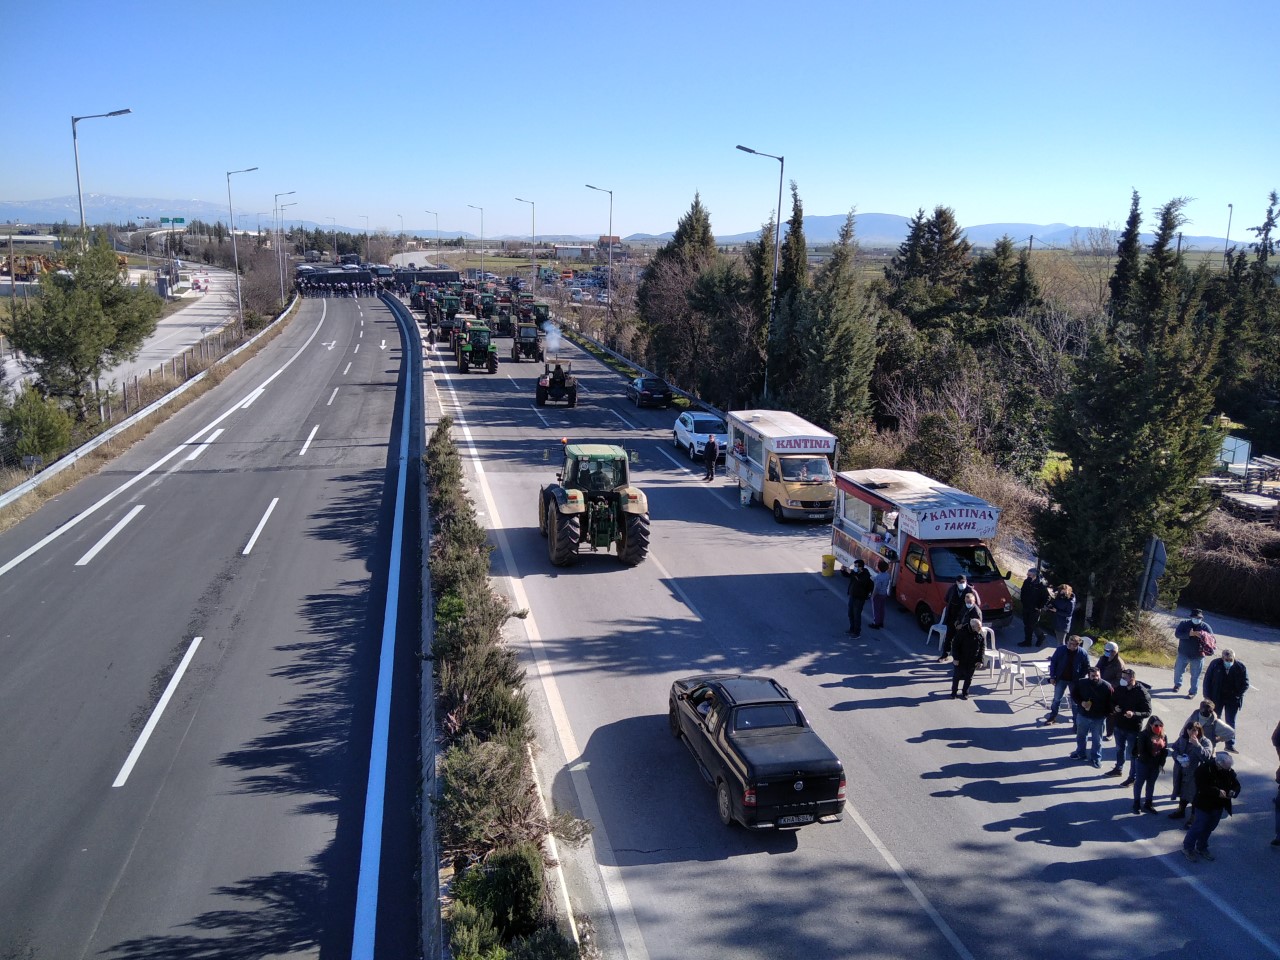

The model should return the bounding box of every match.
[1108,190,1143,326]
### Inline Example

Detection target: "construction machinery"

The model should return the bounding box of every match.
[538,442,650,566]
[535,360,577,407]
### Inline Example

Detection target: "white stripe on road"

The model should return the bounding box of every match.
[610,409,638,430]
[242,498,279,555]
[239,387,264,409]
[353,344,360,354]
[112,636,203,787]
[327,387,339,406]
[75,505,145,566]
[299,425,319,456]
[184,427,224,461]
[343,362,352,375]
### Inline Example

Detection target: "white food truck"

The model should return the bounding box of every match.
[725,410,837,522]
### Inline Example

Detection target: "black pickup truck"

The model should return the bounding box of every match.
[668,674,845,830]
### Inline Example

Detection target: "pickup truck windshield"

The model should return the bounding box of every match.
[733,703,801,730]
[929,545,1002,582]
[779,456,832,483]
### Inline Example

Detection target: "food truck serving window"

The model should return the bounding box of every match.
[744,433,764,465]
[842,495,872,529]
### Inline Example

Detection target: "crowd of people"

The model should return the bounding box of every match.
[297,278,381,298]
[846,567,1280,862]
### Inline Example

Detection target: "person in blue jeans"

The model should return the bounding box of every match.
[1183,752,1240,862]
[1069,666,1113,767]
[1172,608,1213,696]
[1105,668,1152,783]
[1131,716,1169,813]
[1043,634,1090,725]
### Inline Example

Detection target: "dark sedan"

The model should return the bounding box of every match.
[668,674,845,829]
[626,376,674,408]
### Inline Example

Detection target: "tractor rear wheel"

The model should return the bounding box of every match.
[538,492,549,536]
[567,388,577,408]
[548,508,579,566]
[620,512,651,565]
[536,385,547,406]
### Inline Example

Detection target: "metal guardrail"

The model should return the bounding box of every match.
[0,299,297,512]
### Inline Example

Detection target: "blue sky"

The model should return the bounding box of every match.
[2,0,1273,239]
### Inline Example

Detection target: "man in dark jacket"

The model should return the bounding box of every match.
[1172,608,1213,697]
[950,617,986,701]
[1183,752,1241,862]
[1017,568,1051,648]
[846,559,873,638]
[1069,665,1113,767]
[1203,650,1249,753]
[940,576,981,660]
[1042,634,1090,725]
[1105,668,1152,784]
[703,435,720,481]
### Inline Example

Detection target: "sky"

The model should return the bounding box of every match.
[2,0,1274,240]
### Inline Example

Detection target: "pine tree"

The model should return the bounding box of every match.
[776,182,808,300]
[882,206,972,330]
[1108,190,1143,326]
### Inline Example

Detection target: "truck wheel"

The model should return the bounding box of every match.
[773,501,787,523]
[536,386,547,406]
[915,603,936,632]
[668,703,681,738]
[620,512,650,566]
[548,508,579,566]
[716,781,735,827]
[567,389,577,408]
[538,493,549,537]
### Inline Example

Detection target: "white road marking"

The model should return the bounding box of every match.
[112,636,203,788]
[354,343,360,354]
[184,427,224,461]
[610,409,638,430]
[437,373,650,960]
[327,387,339,406]
[359,330,363,338]
[655,445,738,509]
[343,362,352,375]
[75,505,145,566]
[299,425,319,456]
[239,387,264,409]
[379,340,386,350]
[242,497,279,555]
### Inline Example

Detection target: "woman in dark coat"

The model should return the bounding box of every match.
[1131,715,1169,814]
[1169,720,1214,822]
[950,617,986,701]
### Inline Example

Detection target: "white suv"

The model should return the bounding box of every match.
[673,411,728,463]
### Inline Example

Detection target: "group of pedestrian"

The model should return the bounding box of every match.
[1169,609,1249,753]
[1017,568,1076,647]
[845,557,891,639]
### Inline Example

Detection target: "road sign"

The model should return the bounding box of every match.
[160,218,171,224]
[172,218,185,225]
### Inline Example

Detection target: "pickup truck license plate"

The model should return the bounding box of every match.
[778,814,814,826]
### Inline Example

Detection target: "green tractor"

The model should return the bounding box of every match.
[538,443,650,567]
[479,291,496,320]
[457,321,499,373]
[511,320,545,361]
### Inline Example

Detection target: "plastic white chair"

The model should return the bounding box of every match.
[998,650,1025,694]
[982,627,1000,676]
[927,622,947,650]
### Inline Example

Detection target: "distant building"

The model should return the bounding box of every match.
[554,244,591,260]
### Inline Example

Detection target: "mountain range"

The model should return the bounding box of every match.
[0,195,1235,253]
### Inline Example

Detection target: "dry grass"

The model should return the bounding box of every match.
[0,306,297,535]
[1182,510,1280,625]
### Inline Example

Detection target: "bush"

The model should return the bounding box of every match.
[507,927,581,960]
[3,386,74,463]
[449,900,506,960]
[437,732,541,863]
[455,843,545,942]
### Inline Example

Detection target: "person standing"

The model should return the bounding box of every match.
[1069,665,1113,768]
[1183,701,1236,749]
[1168,720,1214,822]
[846,559,873,638]
[940,576,980,658]
[1183,752,1241,862]
[703,434,720,481]
[1017,568,1051,648]
[1271,719,1280,847]
[1131,715,1169,814]
[1042,634,1090,725]
[1172,608,1214,697]
[1096,641,1126,741]
[869,560,891,630]
[1050,584,1076,645]
[950,617,986,701]
[1203,649,1249,753]
[1106,668,1152,783]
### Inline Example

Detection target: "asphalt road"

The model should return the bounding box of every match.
[427,331,1280,960]
[0,294,420,958]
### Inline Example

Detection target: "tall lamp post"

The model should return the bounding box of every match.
[515,197,536,288]
[72,107,131,250]
[736,143,784,399]
[467,204,485,280]
[273,190,295,295]
[1224,202,1234,270]
[585,184,613,312]
[279,201,298,301]
[135,214,151,273]
[227,165,259,332]
[424,210,439,267]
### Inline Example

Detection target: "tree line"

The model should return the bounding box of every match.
[626,188,1280,628]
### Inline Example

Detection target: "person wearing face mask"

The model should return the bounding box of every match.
[1183,701,1235,749]
[1169,720,1214,822]
[939,576,981,661]
[1069,665,1113,767]
[1172,608,1214,697]
[1131,716,1170,814]
[1049,584,1076,645]
[1105,668,1152,783]
[950,617,986,701]
[1203,649,1249,753]
[1183,752,1241,862]
[1096,641,1126,741]
[1041,634,1090,725]
[1017,567,1051,648]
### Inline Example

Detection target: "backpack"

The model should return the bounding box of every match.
[1198,631,1217,658]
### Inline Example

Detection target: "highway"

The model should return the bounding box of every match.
[0,294,420,958]
[430,331,1280,960]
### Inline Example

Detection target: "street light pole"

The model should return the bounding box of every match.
[467,205,485,280]
[227,165,259,332]
[515,197,536,288]
[1224,202,1234,270]
[72,107,131,250]
[279,201,298,301]
[736,144,784,400]
[424,210,439,267]
[136,215,151,274]
[273,190,295,301]
[585,184,613,313]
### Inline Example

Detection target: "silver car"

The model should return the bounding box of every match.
[673,411,728,463]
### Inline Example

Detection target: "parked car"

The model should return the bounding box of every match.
[596,291,611,305]
[668,674,846,829]
[570,288,586,303]
[673,412,728,462]
[625,376,673,408]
